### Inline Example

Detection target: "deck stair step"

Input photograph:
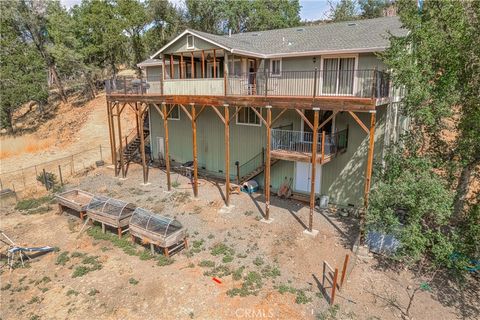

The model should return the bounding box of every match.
[239,159,279,185]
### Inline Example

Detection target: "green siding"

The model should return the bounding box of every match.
[320,107,386,206]
[164,34,222,54]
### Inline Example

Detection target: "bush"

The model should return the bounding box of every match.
[367,154,457,268]
[36,171,57,190]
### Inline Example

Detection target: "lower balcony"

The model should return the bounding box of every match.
[270,128,348,164]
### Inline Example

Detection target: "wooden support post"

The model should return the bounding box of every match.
[191,103,198,197]
[117,227,122,239]
[265,106,272,220]
[191,52,194,79]
[331,268,339,305]
[180,53,184,79]
[163,247,170,257]
[79,211,85,220]
[184,237,189,249]
[309,108,319,232]
[224,104,230,206]
[130,234,135,243]
[150,243,155,254]
[102,223,105,233]
[42,168,48,190]
[321,131,326,163]
[107,102,116,169]
[138,104,148,184]
[116,103,125,178]
[223,49,228,96]
[162,103,172,191]
[201,50,205,78]
[213,49,216,79]
[360,112,376,244]
[170,55,174,79]
[340,254,350,288]
[57,203,63,215]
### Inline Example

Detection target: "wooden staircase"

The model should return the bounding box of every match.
[239,159,279,184]
[121,130,149,164]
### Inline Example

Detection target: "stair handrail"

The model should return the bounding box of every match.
[117,128,138,156]
[237,148,267,183]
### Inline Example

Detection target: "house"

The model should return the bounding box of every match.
[105,16,408,239]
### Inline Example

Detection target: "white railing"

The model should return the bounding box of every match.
[164,79,224,96]
[271,129,348,156]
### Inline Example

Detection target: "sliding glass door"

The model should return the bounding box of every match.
[321,57,355,95]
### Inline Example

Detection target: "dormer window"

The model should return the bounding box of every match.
[186,35,194,49]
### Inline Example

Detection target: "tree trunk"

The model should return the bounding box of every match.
[49,64,68,103]
[453,160,477,221]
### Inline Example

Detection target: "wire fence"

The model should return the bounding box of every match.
[0,145,110,200]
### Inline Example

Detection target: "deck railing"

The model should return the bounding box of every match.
[271,128,348,157]
[105,69,389,99]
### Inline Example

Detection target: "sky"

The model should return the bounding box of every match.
[60,0,331,21]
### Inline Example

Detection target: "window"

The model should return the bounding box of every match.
[186,35,194,49]
[237,107,261,126]
[321,57,356,95]
[167,106,180,120]
[270,59,282,76]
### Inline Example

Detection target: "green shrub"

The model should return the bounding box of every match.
[15,195,53,211]
[66,289,79,297]
[128,278,139,285]
[36,171,57,190]
[157,255,174,266]
[253,257,264,266]
[56,252,70,266]
[198,260,215,268]
[210,243,234,256]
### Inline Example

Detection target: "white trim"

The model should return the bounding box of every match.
[151,30,231,59]
[270,58,282,77]
[167,105,180,120]
[236,107,262,127]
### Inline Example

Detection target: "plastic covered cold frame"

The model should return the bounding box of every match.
[129,208,186,249]
[86,195,135,229]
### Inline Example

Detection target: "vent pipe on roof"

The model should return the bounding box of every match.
[229,29,232,37]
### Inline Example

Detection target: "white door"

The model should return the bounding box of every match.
[294,162,321,193]
[156,137,165,160]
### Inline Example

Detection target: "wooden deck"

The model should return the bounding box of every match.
[270,149,339,164]
[106,93,377,111]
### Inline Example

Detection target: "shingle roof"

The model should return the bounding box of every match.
[190,16,406,56]
[149,16,407,61]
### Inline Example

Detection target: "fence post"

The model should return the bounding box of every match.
[99,145,103,161]
[34,165,38,177]
[340,254,350,288]
[331,268,339,305]
[42,169,49,191]
[70,155,74,175]
[313,68,318,98]
[58,165,64,186]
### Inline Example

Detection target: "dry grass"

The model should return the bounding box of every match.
[0,135,55,159]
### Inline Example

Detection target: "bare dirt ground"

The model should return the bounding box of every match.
[1,165,478,320]
[0,94,135,173]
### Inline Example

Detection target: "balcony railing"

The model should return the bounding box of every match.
[271,128,348,157]
[105,69,390,99]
